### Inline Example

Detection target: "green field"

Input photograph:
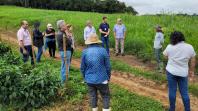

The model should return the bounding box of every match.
[0,42,164,111]
[0,6,198,61]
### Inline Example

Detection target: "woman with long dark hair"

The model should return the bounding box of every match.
[163,31,196,111]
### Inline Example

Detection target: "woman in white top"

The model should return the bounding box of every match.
[163,31,196,111]
[84,20,96,41]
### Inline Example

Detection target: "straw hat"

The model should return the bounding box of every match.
[47,24,53,29]
[85,34,102,45]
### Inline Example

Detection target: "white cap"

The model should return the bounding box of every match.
[47,24,53,29]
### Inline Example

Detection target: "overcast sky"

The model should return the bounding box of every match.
[119,0,198,15]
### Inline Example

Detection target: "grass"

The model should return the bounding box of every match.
[0,6,198,62]
[0,42,165,111]
[111,59,198,97]
[111,59,167,83]
[111,84,164,111]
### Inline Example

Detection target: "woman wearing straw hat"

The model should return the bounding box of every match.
[81,34,111,111]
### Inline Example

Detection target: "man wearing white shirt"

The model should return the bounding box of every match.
[17,20,34,65]
[153,25,164,72]
[84,20,96,41]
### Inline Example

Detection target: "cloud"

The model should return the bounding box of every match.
[119,0,198,15]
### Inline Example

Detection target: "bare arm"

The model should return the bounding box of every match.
[99,29,107,35]
[124,31,126,39]
[189,57,196,78]
[107,29,111,35]
[114,32,116,38]
[19,40,27,54]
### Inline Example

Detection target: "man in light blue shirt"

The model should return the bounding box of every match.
[113,18,126,56]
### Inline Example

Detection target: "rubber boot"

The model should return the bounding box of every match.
[103,109,110,111]
[92,107,98,111]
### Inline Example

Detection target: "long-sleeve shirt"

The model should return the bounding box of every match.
[83,26,96,41]
[154,32,164,49]
[80,44,111,84]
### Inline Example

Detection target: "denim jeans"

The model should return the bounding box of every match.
[60,51,71,83]
[20,45,34,65]
[87,83,110,109]
[101,36,110,55]
[154,48,162,69]
[167,71,190,111]
[36,46,43,62]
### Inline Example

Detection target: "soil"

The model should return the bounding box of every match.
[1,32,198,111]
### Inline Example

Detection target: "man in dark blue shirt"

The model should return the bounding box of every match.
[99,16,110,56]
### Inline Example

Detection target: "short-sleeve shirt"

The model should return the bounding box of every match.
[99,23,110,37]
[163,42,196,77]
[113,24,126,38]
[46,29,55,39]
[17,27,32,46]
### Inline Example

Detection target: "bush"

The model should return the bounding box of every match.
[0,43,61,110]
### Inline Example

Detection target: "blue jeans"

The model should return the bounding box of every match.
[101,36,110,55]
[60,51,71,83]
[167,71,190,111]
[20,45,34,65]
[36,46,43,62]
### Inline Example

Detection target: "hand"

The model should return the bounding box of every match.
[189,71,195,82]
[23,49,28,55]
[42,32,45,36]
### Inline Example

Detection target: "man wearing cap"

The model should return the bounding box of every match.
[81,34,111,111]
[45,24,56,58]
[113,18,126,56]
[84,20,96,41]
[99,16,110,55]
[17,20,34,65]
[154,25,164,72]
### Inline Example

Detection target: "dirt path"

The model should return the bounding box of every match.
[1,32,198,111]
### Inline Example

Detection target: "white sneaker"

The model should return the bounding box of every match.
[92,107,98,111]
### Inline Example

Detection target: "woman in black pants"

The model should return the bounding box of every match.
[45,24,56,58]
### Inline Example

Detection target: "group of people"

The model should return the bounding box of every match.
[84,16,127,56]
[17,16,196,111]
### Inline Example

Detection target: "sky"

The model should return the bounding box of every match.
[119,0,198,15]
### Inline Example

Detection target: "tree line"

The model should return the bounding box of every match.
[0,0,138,15]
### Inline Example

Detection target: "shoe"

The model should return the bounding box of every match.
[121,53,125,56]
[92,107,98,111]
[115,53,119,56]
[103,109,110,111]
